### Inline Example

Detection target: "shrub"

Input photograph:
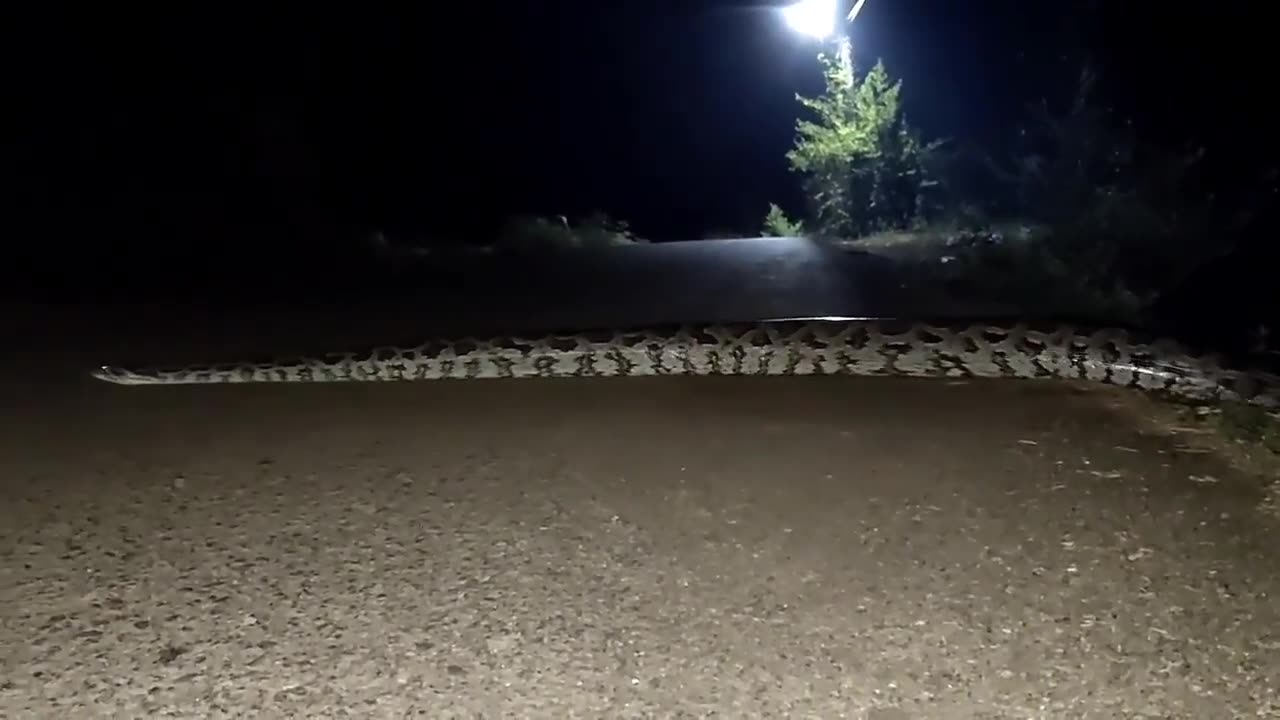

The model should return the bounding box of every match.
[497,212,645,251]
[785,57,943,240]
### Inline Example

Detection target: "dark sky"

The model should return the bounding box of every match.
[16,2,1277,297]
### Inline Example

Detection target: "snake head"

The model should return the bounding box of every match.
[90,365,152,385]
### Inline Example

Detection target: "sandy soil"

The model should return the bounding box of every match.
[2,347,1278,717]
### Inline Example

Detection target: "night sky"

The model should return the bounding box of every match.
[16,2,1277,310]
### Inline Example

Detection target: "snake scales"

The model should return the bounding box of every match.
[90,319,1280,411]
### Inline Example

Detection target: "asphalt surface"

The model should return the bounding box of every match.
[2,347,1279,717]
[9,237,1013,375]
[10,237,1007,345]
[458,237,914,326]
[2,244,1277,718]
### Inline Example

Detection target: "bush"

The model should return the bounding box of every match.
[496,211,646,251]
[784,57,943,240]
[801,64,1239,319]
[975,68,1225,310]
[761,203,805,237]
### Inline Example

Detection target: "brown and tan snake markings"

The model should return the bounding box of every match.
[91,319,1280,411]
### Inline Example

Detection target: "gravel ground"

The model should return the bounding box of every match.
[2,363,1278,718]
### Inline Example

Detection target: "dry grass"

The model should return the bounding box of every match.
[1102,387,1280,518]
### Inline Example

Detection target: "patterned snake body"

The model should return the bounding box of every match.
[91,319,1280,410]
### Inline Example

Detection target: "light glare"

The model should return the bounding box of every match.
[782,0,838,40]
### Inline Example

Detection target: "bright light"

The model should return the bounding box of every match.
[781,0,838,40]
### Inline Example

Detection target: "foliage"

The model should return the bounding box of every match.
[836,65,1247,319]
[572,211,647,247]
[982,67,1223,305]
[497,211,646,251]
[761,203,805,237]
[919,227,1149,321]
[785,56,943,239]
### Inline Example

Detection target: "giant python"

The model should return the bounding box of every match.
[90,319,1280,412]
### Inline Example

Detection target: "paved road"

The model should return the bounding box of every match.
[2,363,1278,717]
[477,237,909,325]
[381,236,1013,327]
[9,237,1005,346]
[8,237,1012,374]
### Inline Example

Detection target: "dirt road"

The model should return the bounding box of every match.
[2,363,1277,717]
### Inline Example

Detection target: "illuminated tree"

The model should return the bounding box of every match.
[785,56,942,239]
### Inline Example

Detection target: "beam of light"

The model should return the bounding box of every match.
[781,0,839,41]
[847,0,867,22]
